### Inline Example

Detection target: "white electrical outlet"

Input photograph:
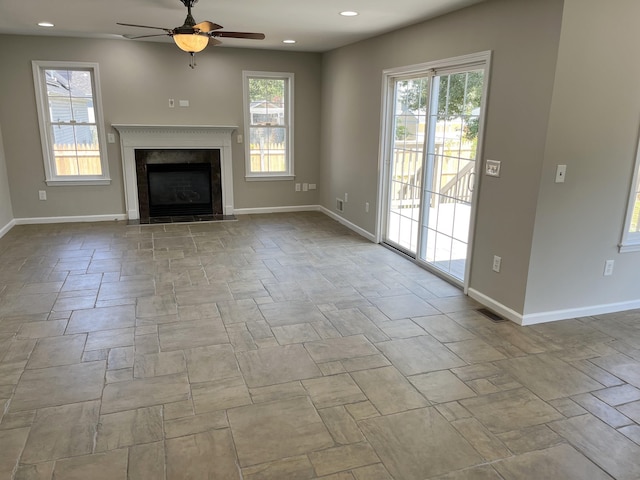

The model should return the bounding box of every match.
[555,164,567,183]
[365,202,369,213]
[492,255,501,273]
[169,99,175,108]
[604,259,614,276]
[295,183,301,192]
[302,183,308,191]
[107,133,116,143]
[237,134,243,143]
[336,198,344,212]
[344,193,348,203]
[309,184,317,190]
[38,190,47,201]
[179,100,189,107]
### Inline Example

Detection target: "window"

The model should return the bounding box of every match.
[621,133,640,252]
[243,71,294,180]
[32,61,110,185]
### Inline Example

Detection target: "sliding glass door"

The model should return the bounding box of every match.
[386,76,429,254]
[382,55,489,286]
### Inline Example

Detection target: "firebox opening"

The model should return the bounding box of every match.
[147,163,213,217]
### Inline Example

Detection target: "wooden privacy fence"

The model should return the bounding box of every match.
[249,142,286,172]
[54,143,102,176]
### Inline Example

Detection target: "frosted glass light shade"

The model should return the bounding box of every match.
[173,34,208,53]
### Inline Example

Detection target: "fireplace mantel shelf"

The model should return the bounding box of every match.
[113,124,238,132]
[113,124,237,220]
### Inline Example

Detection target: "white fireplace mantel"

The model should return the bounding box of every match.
[112,124,236,220]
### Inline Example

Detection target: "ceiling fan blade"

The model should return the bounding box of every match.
[117,22,172,33]
[211,31,265,40]
[194,21,223,33]
[210,38,223,47]
[124,33,170,39]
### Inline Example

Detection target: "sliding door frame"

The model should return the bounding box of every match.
[376,51,492,292]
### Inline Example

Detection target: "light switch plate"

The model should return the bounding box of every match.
[485,159,501,177]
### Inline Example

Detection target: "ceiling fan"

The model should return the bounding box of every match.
[118,0,265,68]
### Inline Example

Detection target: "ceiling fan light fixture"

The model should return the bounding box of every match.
[173,33,209,53]
[340,11,359,17]
[38,22,55,27]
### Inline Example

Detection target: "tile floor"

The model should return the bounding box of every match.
[0,212,639,479]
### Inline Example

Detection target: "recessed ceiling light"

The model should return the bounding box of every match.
[38,22,55,27]
[283,39,296,44]
[340,11,359,17]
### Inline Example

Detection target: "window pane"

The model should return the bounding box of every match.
[249,78,285,126]
[249,126,287,173]
[51,125,102,176]
[49,97,73,123]
[72,97,96,123]
[45,70,71,97]
[67,70,93,98]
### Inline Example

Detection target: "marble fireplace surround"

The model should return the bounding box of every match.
[113,125,236,220]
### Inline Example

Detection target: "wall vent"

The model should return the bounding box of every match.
[336,198,344,212]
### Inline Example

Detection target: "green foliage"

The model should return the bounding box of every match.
[399,71,484,141]
[395,125,410,140]
[249,78,284,103]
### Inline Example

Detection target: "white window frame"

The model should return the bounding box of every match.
[32,61,111,186]
[620,132,640,252]
[242,71,294,181]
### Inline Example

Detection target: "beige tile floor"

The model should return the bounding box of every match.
[0,212,639,479]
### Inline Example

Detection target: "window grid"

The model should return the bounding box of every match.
[243,72,294,179]
[32,61,110,185]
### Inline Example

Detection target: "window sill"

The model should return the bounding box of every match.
[46,178,112,187]
[619,243,640,253]
[245,175,294,182]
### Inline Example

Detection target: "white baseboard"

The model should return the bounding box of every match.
[467,288,525,325]
[0,218,16,238]
[233,205,322,215]
[318,206,377,243]
[521,298,640,325]
[14,214,127,225]
[469,287,640,325]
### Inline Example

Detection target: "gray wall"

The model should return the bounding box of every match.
[320,0,564,315]
[0,35,322,218]
[0,125,14,232]
[525,0,640,317]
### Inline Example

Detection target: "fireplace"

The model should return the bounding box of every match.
[112,124,236,222]
[134,148,222,223]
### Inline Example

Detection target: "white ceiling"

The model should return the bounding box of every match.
[0,0,484,52]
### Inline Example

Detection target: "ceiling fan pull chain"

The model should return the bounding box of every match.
[189,52,197,69]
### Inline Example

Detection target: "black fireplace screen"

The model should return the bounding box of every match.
[147,163,213,217]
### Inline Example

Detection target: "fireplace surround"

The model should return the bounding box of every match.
[113,125,236,221]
